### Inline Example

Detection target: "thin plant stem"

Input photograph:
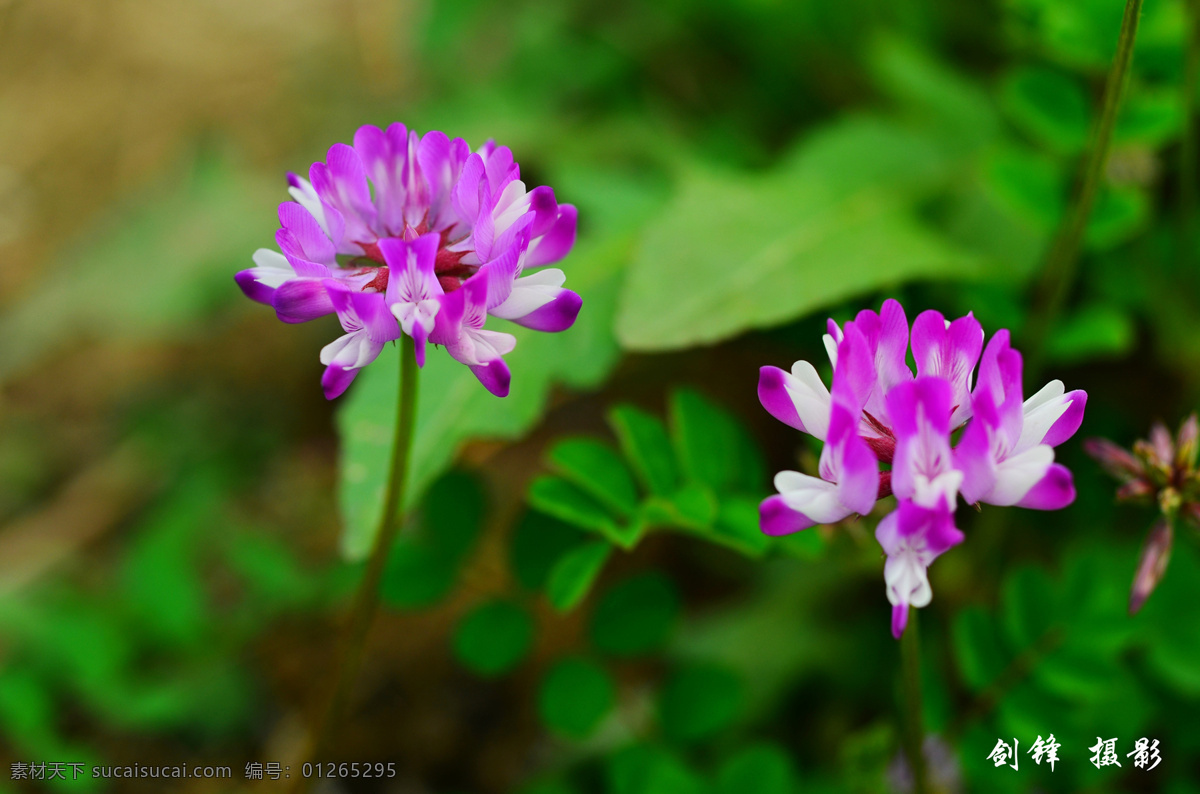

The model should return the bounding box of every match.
[1182,0,1200,261]
[901,611,930,794]
[1026,0,1144,375]
[300,336,419,788]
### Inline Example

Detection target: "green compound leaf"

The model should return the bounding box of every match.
[590,572,680,657]
[380,470,485,609]
[608,405,681,496]
[530,476,645,549]
[999,65,1091,153]
[546,542,612,611]
[511,512,587,592]
[669,389,765,494]
[452,600,535,677]
[659,663,743,743]
[538,656,615,738]
[549,438,640,517]
[715,745,797,794]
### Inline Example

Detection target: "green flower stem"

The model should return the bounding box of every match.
[303,336,419,784]
[901,611,930,794]
[1182,0,1200,259]
[1027,0,1144,375]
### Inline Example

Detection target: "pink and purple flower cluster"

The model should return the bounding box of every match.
[236,124,580,399]
[758,300,1087,638]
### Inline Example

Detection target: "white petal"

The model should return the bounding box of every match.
[784,360,833,441]
[491,269,566,320]
[320,333,357,366]
[774,470,850,525]
[988,444,1054,505]
[252,248,291,270]
[884,549,933,607]
[823,333,839,369]
[1016,387,1073,452]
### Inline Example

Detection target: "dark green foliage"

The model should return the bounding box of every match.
[453,600,536,677]
[659,663,744,742]
[538,657,616,738]
[590,573,681,657]
[380,470,485,609]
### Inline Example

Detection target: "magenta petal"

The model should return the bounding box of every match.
[1016,463,1076,510]
[528,205,578,267]
[758,366,804,431]
[453,153,486,221]
[510,289,582,332]
[471,358,511,397]
[1042,390,1087,448]
[839,431,880,516]
[830,322,875,414]
[235,270,276,305]
[759,494,817,536]
[274,279,335,324]
[412,323,428,368]
[278,202,336,265]
[891,604,909,640]
[953,413,996,505]
[321,365,358,400]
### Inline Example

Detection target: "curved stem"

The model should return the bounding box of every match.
[1026,0,1144,375]
[901,611,930,794]
[1182,0,1200,261]
[301,337,419,786]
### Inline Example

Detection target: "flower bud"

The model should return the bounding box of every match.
[1129,517,1173,615]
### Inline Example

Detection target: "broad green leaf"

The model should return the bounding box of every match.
[452,600,535,677]
[590,572,680,657]
[868,35,999,152]
[669,390,764,494]
[999,66,1091,153]
[338,233,629,559]
[546,542,612,611]
[549,438,640,516]
[511,511,586,592]
[617,118,982,351]
[715,745,797,794]
[1045,305,1135,364]
[659,663,743,742]
[981,146,1065,231]
[608,405,680,496]
[538,656,615,738]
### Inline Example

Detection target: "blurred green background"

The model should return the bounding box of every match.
[1,0,1199,791]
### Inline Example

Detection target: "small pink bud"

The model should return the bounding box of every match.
[1084,438,1145,481]
[1176,414,1198,475]
[1116,480,1155,502]
[1150,422,1175,467]
[1129,517,1173,615]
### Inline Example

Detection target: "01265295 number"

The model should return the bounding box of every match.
[302,762,396,778]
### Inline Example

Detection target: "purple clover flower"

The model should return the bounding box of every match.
[759,299,1087,637]
[236,124,580,399]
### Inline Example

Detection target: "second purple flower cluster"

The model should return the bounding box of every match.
[758,300,1087,638]
[236,124,580,399]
